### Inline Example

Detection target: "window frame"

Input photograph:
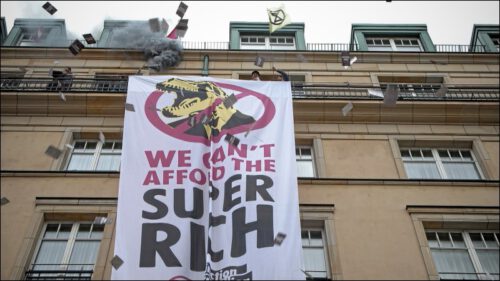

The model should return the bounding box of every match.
[66,139,122,171]
[296,145,316,178]
[28,221,105,279]
[240,35,296,50]
[365,36,424,52]
[425,229,499,280]
[302,227,330,279]
[400,147,484,180]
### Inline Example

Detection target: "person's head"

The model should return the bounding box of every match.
[251,70,261,81]
[64,67,72,73]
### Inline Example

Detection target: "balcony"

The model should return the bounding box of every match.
[1,77,498,102]
[25,264,93,280]
[8,40,493,53]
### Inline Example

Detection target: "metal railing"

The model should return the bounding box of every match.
[306,43,358,51]
[15,40,496,53]
[435,44,487,53]
[1,77,499,102]
[25,264,93,280]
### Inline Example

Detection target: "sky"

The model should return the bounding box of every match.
[1,1,499,45]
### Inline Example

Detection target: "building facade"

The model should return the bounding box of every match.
[1,18,499,280]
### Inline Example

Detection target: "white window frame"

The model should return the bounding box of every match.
[400,148,484,180]
[66,139,122,171]
[18,28,47,46]
[296,146,316,178]
[366,37,424,52]
[302,227,330,279]
[240,35,296,50]
[28,221,105,279]
[426,230,499,280]
[489,34,499,52]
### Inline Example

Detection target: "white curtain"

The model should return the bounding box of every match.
[33,241,66,271]
[67,154,94,170]
[302,248,327,278]
[443,163,480,180]
[431,249,477,280]
[68,241,100,271]
[477,250,499,276]
[297,161,314,178]
[404,162,441,179]
[97,154,121,171]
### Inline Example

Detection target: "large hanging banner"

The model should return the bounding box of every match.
[112,76,304,280]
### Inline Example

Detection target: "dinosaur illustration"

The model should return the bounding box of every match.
[156,78,255,139]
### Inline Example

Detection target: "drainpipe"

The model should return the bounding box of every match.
[201,55,209,76]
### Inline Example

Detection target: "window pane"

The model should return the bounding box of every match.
[483,233,498,248]
[300,148,312,158]
[96,154,121,171]
[438,150,450,159]
[58,224,73,239]
[44,224,59,239]
[460,150,472,160]
[476,250,499,275]
[426,232,439,247]
[68,241,100,271]
[410,149,422,158]
[451,233,465,248]
[438,233,452,247]
[91,224,105,239]
[86,142,97,150]
[67,154,94,170]
[309,231,323,246]
[431,249,477,280]
[404,162,441,179]
[301,231,309,246]
[449,150,461,159]
[74,141,85,149]
[442,163,480,180]
[77,224,92,239]
[303,248,327,276]
[400,150,410,158]
[422,150,433,159]
[114,142,122,150]
[470,233,485,248]
[297,161,315,178]
[34,241,67,270]
[102,142,113,149]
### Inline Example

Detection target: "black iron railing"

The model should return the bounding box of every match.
[1,77,499,102]
[14,40,496,53]
[25,264,93,280]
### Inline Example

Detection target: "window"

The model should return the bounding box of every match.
[426,230,499,280]
[489,34,499,52]
[18,28,48,46]
[240,35,296,50]
[400,148,482,180]
[296,146,316,178]
[366,37,423,52]
[302,228,329,279]
[66,140,122,171]
[26,222,105,280]
[95,74,128,92]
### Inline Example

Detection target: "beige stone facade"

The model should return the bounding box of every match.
[1,44,499,280]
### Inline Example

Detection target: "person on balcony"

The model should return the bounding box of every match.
[60,67,73,91]
[251,70,262,81]
[273,66,289,81]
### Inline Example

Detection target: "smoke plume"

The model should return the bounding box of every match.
[108,21,183,71]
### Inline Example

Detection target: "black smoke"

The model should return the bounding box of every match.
[108,21,183,71]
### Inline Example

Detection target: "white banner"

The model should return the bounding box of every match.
[112,76,304,280]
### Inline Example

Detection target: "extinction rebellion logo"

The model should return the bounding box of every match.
[144,78,276,146]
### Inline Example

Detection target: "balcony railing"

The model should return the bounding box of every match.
[25,264,93,280]
[1,77,499,102]
[22,40,493,53]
